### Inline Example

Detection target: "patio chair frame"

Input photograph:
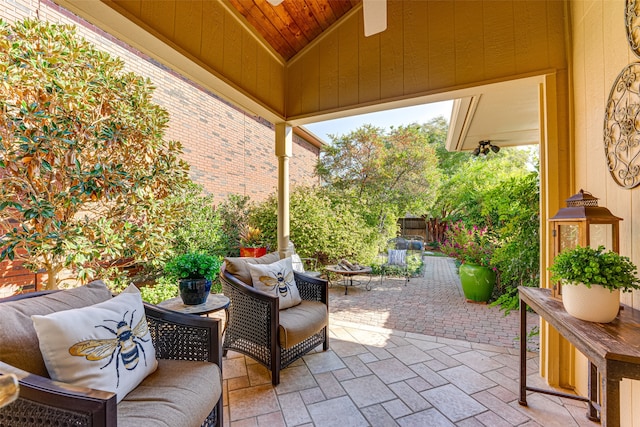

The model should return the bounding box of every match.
[220,268,329,385]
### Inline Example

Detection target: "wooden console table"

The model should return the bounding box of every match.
[518,286,640,426]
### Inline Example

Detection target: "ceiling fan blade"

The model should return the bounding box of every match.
[363,0,387,37]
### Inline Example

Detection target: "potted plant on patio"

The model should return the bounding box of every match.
[164,252,221,305]
[441,222,496,302]
[548,245,640,322]
[239,225,267,257]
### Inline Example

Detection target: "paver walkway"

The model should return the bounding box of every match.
[222,256,593,427]
[329,256,539,350]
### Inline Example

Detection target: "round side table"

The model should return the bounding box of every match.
[158,293,230,334]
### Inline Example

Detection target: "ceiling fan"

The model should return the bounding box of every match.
[266,0,387,37]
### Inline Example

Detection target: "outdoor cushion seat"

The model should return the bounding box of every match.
[221,253,329,385]
[118,359,220,427]
[0,280,223,427]
[278,300,328,349]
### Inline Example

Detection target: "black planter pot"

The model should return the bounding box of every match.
[179,278,212,305]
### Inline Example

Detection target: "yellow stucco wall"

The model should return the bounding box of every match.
[569,0,639,424]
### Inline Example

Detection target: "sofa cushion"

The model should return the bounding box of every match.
[31,284,158,403]
[0,280,112,377]
[224,251,281,285]
[279,300,328,349]
[250,257,302,309]
[118,358,221,427]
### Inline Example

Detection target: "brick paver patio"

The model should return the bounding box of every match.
[329,256,539,350]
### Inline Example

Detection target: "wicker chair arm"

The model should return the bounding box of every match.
[294,272,328,305]
[221,272,278,345]
[144,303,222,366]
[0,361,117,427]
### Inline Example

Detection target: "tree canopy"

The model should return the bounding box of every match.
[0,19,190,289]
[316,121,442,232]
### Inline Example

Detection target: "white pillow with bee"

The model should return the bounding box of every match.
[31,284,158,403]
[249,257,302,309]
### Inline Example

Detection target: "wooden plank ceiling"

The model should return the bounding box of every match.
[228,0,359,60]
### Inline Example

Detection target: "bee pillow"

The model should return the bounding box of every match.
[31,284,158,403]
[249,257,302,309]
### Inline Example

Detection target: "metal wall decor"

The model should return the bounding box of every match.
[603,0,640,189]
[627,0,640,57]
[604,63,640,188]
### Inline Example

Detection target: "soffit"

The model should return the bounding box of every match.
[227,0,360,61]
[55,1,553,152]
[445,76,544,152]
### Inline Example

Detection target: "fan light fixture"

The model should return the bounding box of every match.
[267,0,284,5]
[472,140,500,156]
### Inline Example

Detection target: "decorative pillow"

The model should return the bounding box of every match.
[291,253,305,273]
[31,284,158,403]
[224,251,281,286]
[388,249,407,266]
[249,257,302,309]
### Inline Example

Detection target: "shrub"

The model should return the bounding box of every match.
[139,276,179,305]
[441,222,494,267]
[485,173,540,313]
[0,19,190,289]
[217,194,254,256]
[166,183,226,260]
[250,186,382,264]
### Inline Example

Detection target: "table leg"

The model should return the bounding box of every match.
[365,274,372,291]
[587,362,600,421]
[519,296,528,406]
[603,373,621,427]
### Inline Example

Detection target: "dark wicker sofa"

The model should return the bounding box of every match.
[0,281,223,427]
[221,253,329,385]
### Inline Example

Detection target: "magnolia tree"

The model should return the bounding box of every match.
[0,20,190,289]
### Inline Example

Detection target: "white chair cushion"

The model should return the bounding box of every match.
[388,249,407,266]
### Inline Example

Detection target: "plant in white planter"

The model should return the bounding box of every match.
[549,245,640,322]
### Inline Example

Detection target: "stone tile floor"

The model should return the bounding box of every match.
[221,256,598,426]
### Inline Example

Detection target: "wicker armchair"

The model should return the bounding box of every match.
[221,261,329,385]
[0,287,223,427]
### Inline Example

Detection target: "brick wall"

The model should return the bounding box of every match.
[0,0,321,204]
[0,0,321,291]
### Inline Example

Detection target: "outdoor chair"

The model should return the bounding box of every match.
[220,253,329,385]
[0,281,223,427]
[380,248,410,286]
[291,253,322,278]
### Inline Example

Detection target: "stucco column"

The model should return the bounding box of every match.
[275,123,292,258]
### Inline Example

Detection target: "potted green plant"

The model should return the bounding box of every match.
[239,225,267,257]
[549,245,640,322]
[441,222,496,302]
[164,252,222,305]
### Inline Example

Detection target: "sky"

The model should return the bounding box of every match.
[304,100,454,143]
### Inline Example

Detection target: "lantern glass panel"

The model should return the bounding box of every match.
[589,224,613,250]
[558,224,580,252]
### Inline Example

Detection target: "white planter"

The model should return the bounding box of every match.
[562,282,620,323]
